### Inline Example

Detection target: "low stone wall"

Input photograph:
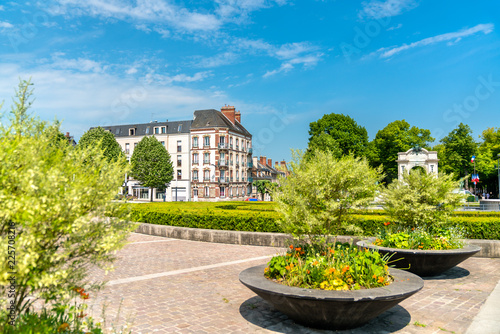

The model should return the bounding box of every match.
[135,223,500,258]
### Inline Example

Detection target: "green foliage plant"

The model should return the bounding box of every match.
[130,136,173,202]
[78,126,126,163]
[0,80,136,319]
[274,149,383,242]
[265,242,391,290]
[379,169,466,249]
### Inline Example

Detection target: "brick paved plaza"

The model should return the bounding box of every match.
[86,233,500,334]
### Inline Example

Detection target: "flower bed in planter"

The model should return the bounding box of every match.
[240,264,424,330]
[357,239,480,277]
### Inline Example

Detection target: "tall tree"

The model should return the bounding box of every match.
[130,136,173,201]
[439,123,477,187]
[476,127,500,197]
[371,120,433,183]
[253,180,273,201]
[307,113,368,157]
[78,126,124,163]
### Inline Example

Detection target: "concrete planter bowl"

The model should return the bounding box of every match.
[357,240,481,277]
[239,264,424,330]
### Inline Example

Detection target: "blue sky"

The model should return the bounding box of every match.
[0,0,499,162]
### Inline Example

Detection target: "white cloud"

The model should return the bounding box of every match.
[193,52,238,68]
[387,23,403,31]
[373,23,494,58]
[360,0,418,19]
[215,0,287,23]
[0,63,225,140]
[51,56,105,73]
[0,21,14,28]
[46,0,221,33]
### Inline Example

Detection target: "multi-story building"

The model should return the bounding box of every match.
[97,106,252,201]
[250,156,288,200]
[190,106,253,201]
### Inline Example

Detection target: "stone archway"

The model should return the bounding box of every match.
[396,146,439,180]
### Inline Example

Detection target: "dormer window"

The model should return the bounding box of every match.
[178,124,182,132]
[129,128,136,136]
[161,126,166,134]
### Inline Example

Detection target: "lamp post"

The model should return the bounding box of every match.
[497,153,500,199]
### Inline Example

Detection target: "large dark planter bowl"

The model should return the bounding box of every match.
[239,264,423,330]
[357,240,481,277]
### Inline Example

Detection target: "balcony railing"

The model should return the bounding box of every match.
[193,161,199,165]
[203,160,210,164]
[247,162,253,168]
[192,144,199,148]
[218,160,229,167]
[230,177,234,182]
[230,160,233,166]
[192,177,199,182]
[218,143,229,149]
[219,177,228,183]
[203,177,210,181]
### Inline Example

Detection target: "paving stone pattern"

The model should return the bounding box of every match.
[84,233,500,334]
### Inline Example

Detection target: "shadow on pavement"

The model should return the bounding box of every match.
[422,266,470,280]
[239,296,411,333]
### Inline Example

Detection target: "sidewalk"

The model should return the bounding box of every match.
[86,233,500,334]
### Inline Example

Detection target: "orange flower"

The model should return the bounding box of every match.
[383,222,391,226]
[307,270,310,274]
[342,265,350,273]
[372,274,377,279]
[80,292,90,300]
[73,287,84,294]
[264,267,269,272]
[328,268,335,274]
[286,253,291,257]
[285,265,290,270]
[295,247,301,251]
[378,276,385,283]
[313,261,319,266]
[289,245,294,249]
[58,323,70,332]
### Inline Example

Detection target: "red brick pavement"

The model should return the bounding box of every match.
[84,233,500,334]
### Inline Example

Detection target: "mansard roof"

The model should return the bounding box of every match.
[98,120,192,137]
[191,109,252,138]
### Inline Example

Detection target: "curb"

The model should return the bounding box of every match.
[135,223,500,258]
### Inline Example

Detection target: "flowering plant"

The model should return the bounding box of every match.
[374,222,464,250]
[265,242,392,290]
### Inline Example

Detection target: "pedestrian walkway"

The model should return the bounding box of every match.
[86,233,500,333]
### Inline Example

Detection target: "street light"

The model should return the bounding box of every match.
[497,153,500,199]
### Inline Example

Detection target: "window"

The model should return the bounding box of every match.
[177,155,182,167]
[193,137,198,148]
[220,187,225,198]
[145,126,150,134]
[204,170,210,181]
[220,136,225,144]
[236,155,239,164]
[129,128,135,136]
[177,140,182,152]
[156,189,165,200]
[193,170,198,181]
[178,124,182,132]
[204,136,210,147]
[160,141,165,146]
[236,170,239,181]
[204,153,210,164]
[220,152,225,161]
[430,165,434,172]
[134,143,137,148]
[236,187,239,196]
[154,127,160,134]
[193,188,198,197]
[204,186,210,197]
[125,143,130,154]
[401,166,405,173]
[177,170,182,180]
[161,126,166,134]
[193,153,199,165]
[236,139,239,150]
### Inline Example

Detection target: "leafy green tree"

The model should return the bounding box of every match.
[0,80,135,316]
[439,123,477,187]
[476,127,500,197]
[274,150,383,242]
[130,136,173,201]
[371,120,433,183]
[252,180,273,200]
[307,113,368,157]
[382,170,464,230]
[78,126,124,163]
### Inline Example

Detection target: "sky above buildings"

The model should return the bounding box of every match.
[0,0,499,162]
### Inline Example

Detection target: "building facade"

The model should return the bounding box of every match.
[98,106,252,201]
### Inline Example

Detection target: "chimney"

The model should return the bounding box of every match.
[275,162,280,168]
[267,159,272,167]
[260,156,266,165]
[235,110,241,123]
[221,105,236,124]
[65,132,70,138]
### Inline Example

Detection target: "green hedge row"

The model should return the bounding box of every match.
[130,203,500,240]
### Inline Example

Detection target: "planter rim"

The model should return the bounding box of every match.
[239,264,424,302]
[357,239,481,255]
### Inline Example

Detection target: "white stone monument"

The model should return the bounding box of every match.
[396,146,439,180]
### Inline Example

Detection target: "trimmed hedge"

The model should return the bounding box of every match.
[130,202,500,240]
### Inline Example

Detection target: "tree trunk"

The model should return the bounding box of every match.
[150,187,153,202]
